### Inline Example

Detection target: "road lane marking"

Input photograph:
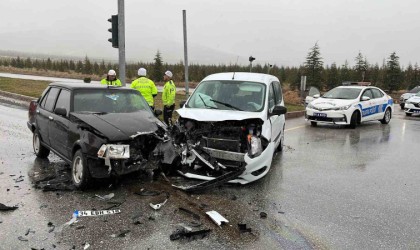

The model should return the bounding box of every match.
[285,125,306,132]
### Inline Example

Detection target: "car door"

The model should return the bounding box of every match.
[359,89,375,121]
[49,88,71,160]
[269,82,282,146]
[371,88,387,119]
[36,87,60,146]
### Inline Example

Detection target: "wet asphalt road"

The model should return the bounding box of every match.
[0,102,419,250]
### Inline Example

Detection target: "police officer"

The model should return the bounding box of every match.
[162,70,176,125]
[131,68,158,110]
[100,69,122,86]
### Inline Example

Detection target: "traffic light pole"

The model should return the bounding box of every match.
[118,0,126,86]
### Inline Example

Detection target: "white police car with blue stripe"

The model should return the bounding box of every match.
[306,86,393,128]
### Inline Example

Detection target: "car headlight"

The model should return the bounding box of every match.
[98,144,130,159]
[307,103,315,109]
[406,101,412,104]
[331,104,352,111]
[248,135,262,158]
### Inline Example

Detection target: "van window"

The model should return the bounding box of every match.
[268,83,276,110]
[272,82,283,104]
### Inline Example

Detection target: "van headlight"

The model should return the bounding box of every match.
[98,144,130,159]
[248,136,262,158]
[307,103,315,109]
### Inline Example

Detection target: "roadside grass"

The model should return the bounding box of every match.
[0,76,305,113]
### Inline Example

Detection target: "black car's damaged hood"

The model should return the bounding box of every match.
[71,111,163,141]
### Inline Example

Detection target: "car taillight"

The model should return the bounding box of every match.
[28,101,38,119]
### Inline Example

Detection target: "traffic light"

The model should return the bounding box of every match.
[108,15,118,48]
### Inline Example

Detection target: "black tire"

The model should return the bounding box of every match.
[71,150,91,190]
[349,112,358,129]
[33,131,50,158]
[380,108,392,124]
[406,112,412,117]
[310,121,317,127]
[277,128,285,152]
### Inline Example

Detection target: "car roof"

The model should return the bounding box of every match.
[201,72,279,85]
[49,82,133,91]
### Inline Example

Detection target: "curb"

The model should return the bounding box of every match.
[285,110,305,119]
[0,90,35,109]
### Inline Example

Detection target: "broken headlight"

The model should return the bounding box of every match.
[248,135,262,158]
[97,144,130,159]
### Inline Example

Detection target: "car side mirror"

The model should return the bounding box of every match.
[361,96,371,101]
[313,94,320,98]
[154,109,163,116]
[180,100,187,108]
[54,107,67,117]
[270,105,287,116]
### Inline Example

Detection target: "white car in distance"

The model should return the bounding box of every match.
[404,91,420,116]
[306,86,394,128]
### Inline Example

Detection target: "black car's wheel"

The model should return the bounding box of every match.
[71,150,91,190]
[380,108,392,124]
[33,131,50,158]
[310,121,317,127]
[349,112,359,129]
[406,112,412,116]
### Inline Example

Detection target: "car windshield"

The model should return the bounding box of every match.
[322,87,362,100]
[73,89,151,114]
[187,80,266,112]
[409,86,420,93]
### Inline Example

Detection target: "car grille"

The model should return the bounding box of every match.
[202,136,241,152]
[308,116,334,122]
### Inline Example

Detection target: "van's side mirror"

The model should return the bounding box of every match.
[270,105,287,116]
[54,107,67,117]
[180,100,187,108]
[361,96,371,101]
[313,94,320,98]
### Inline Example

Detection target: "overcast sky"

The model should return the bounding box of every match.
[0,0,419,67]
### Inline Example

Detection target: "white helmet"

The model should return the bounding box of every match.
[138,68,147,76]
[108,69,116,76]
[164,70,173,78]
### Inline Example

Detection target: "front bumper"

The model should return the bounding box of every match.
[305,108,350,125]
[87,156,146,178]
[404,103,420,114]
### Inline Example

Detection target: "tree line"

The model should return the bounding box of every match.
[1,47,419,92]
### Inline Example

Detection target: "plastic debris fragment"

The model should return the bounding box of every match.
[206,211,228,226]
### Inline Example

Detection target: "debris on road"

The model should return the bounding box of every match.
[25,228,36,236]
[260,212,267,219]
[48,223,55,233]
[14,175,24,183]
[0,203,18,211]
[206,211,229,226]
[150,199,168,210]
[188,221,202,227]
[95,193,114,201]
[170,227,211,241]
[75,209,121,217]
[179,207,201,220]
[134,189,160,196]
[83,243,90,249]
[34,175,74,192]
[238,223,252,233]
[76,225,85,230]
[18,236,28,241]
[111,229,131,238]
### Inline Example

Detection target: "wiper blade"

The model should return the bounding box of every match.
[198,94,217,109]
[210,99,243,111]
[76,111,108,115]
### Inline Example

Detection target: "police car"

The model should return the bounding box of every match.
[306,85,393,128]
[404,91,420,116]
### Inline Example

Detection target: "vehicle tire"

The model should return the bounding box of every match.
[71,150,91,190]
[33,131,50,158]
[406,113,412,117]
[310,121,317,127]
[380,108,392,124]
[277,128,284,152]
[349,112,358,129]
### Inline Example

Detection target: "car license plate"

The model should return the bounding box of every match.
[314,112,327,117]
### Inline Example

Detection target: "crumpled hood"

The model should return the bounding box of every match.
[402,93,416,100]
[407,96,420,103]
[71,111,164,141]
[176,108,265,122]
[311,98,355,109]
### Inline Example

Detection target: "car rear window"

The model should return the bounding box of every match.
[73,89,151,114]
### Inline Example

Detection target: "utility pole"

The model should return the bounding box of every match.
[118,0,126,86]
[183,10,189,97]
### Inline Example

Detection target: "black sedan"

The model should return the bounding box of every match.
[27,83,169,189]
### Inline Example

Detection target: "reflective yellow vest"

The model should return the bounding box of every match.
[130,77,158,106]
[100,78,122,86]
[163,80,176,106]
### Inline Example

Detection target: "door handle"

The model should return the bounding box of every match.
[48,116,54,121]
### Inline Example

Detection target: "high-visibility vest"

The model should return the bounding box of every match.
[163,80,176,106]
[130,77,158,106]
[100,78,122,86]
